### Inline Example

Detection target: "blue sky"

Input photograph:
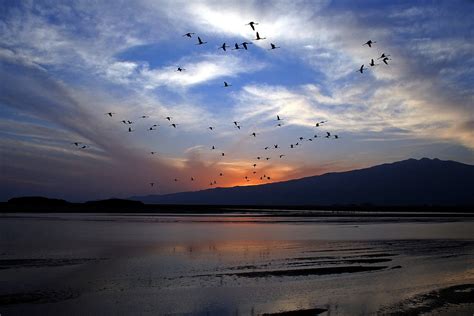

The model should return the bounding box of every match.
[1,0,473,201]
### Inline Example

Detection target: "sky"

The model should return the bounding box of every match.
[0,0,473,201]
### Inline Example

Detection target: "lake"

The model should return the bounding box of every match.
[1,212,473,315]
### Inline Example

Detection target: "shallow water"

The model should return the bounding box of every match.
[1,213,473,315]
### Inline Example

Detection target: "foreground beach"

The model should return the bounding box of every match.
[1,212,473,315]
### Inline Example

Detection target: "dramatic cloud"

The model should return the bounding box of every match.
[0,0,472,201]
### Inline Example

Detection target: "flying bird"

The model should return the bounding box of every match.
[183,32,195,38]
[232,43,241,50]
[150,182,155,187]
[369,59,378,67]
[105,112,115,117]
[326,132,331,138]
[279,155,285,158]
[378,53,391,59]
[251,132,257,137]
[72,142,81,146]
[269,43,280,50]
[358,64,366,74]
[141,115,149,118]
[177,67,185,72]
[150,152,157,155]
[208,126,214,131]
[241,42,252,50]
[211,145,216,150]
[170,123,178,128]
[254,32,266,40]
[233,121,239,126]
[363,40,376,47]
[196,36,207,45]
[219,43,229,51]
[382,57,391,65]
[277,115,282,121]
[246,21,259,31]
[221,152,225,156]
[223,81,232,87]
[128,127,134,132]
[274,144,279,149]
[166,116,172,121]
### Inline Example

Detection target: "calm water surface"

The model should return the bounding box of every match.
[1,213,473,315]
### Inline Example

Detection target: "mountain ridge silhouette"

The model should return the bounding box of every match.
[131,158,474,206]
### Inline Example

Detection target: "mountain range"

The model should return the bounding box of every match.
[131,158,474,206]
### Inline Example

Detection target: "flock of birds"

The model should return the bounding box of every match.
[358,40,391,73]
[73,22,392,190]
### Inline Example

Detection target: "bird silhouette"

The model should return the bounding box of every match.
[363,40,376,47]
[358,64,366,73]
[72,142,81,146]
[274,144,279,149]
[191,177,194,181]
[253,163,257,168]
[183,32,195,38]
[246,21,259,31]
[209,126,214,131]
[334,135,339,139]
[219,43,229,51]
[277,115,282,121]
[170,123,178,128]
[105,112,115,117]
[269,43,280,50]
[196,36,207,45]
[233,121,239,126]
[150,152,157,155]
[251,132,257,137]
[254,32,266,40]
[326,132,331,138]
[166,116,172,121]
[264,146,269,150]
[128,127,134,132]
[221,152,225,156]
[177,67,185,72]
[279,155,285,158]
[211,145,216,150]
[224,81,232,87]
[150,182,155,187]
[241,42,252,50]
[382,57,391,65]
[232,43,241,50]
[369,59,378,67]
[81,145,88,149]
[141,115,149,118]
[378,53,391,59]
[219,173,223,176]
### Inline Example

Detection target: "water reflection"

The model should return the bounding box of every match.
[0,214,473,315]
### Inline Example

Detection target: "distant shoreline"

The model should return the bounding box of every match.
[1,197,474,215]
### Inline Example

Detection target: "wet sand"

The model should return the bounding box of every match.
[0,212,473,315]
